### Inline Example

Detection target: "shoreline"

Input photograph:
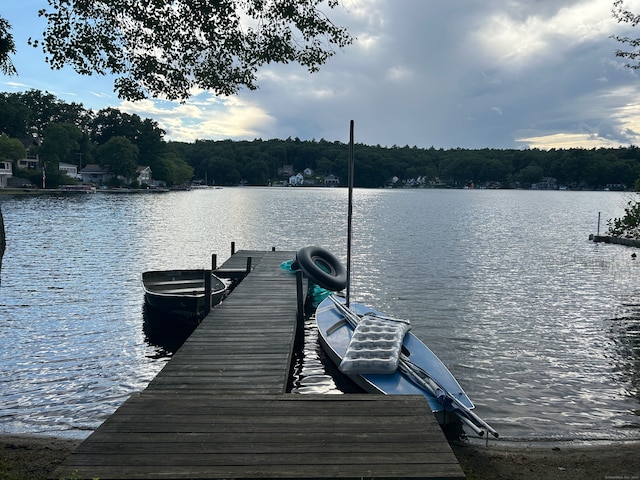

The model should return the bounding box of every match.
[450,440,640,480]
[0,434,81,479]
[1,434,639,479]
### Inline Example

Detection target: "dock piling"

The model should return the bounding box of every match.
[204,269,212,314]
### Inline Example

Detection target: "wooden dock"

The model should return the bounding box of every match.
[54,249,465,479]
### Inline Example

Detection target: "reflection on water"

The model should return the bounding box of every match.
[141,303,196,357]
[290,312,363,396]
[610,302,640,416]
[290,313,340,395]
[0,188,639,443]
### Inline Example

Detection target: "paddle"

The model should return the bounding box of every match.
[328,294,499,438]
[398,351,499,438]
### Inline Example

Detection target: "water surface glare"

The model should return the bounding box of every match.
[0,188,639,443]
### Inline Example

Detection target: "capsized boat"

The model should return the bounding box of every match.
[315,292,498,437]
[142,269,226,318]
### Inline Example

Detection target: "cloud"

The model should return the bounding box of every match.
[473,1,613,72]
[5,0,640,150]
[117,95,277,142]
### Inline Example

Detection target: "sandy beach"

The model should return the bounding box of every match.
[451,441,640,480]
[0,434,81,479]
[1,434,639,479]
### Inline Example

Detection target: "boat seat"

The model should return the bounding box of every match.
[339,314,410,374]
[151,286,204,295]
[144,278,203,287]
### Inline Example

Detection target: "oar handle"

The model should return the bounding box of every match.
[398,358,492,437]
[400,354,499,438]
[400,354,499,437]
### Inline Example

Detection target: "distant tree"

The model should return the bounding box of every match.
[0,93,30,138]
[515,164,544,186]
[171,156,195,186]
[91,108,166,154]
[243,158,270,185]
[0,134,25,160]
[0,90,89,141]
[17,90,87,137]
[91,108,145,144]
[21,1,352,101]
[34,122,82,187]
[316,156,335,175]
[97,136,139,183]
[156,148,193,186]
[40,122,82,165]
[608,191,640,238]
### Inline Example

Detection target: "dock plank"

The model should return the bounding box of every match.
[57,394,463,479]
[54,250,465,479]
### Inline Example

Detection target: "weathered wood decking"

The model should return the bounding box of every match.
[54,249,465,479]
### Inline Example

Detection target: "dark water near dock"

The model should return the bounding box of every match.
[0,188,639,443]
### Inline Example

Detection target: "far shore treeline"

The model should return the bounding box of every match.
[2,89,640,190]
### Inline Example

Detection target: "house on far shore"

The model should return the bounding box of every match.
[17,155,40,170]
[80,164,152,187]
[324,174,340,187]
[288,172,304,186]
[135,166,152,186]
[59,162,80,179]
[0,160,12,188]
[80,164,112,185]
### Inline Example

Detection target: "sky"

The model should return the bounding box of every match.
[3,0,640,150]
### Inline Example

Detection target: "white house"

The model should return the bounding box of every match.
[59,162,80,179]
[135,166,152,186]
[288,172,304,186]
[0,160,12,188]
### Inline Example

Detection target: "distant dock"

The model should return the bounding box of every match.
[54,249,465,479]
[590,233,640,248]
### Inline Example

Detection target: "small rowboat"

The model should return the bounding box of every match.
[142,269,226,318]
[316,293,498,437]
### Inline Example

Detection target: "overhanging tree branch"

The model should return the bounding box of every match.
[0,18,17,76]
[25,0,352,101]
[612,0,640,69]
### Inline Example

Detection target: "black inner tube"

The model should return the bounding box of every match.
[295,246,347,292]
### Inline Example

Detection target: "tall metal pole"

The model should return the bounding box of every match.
[346,120,354,307]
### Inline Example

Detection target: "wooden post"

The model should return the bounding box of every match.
[204,270,212,316]
[231,242,236,255]
[245,256,252,274]
[211,253,217,270]
[296,270,304,328]
[346,119,354,307]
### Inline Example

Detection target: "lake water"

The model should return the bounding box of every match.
[0,187,639,444]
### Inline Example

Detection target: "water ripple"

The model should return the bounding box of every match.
[1,189,639,442]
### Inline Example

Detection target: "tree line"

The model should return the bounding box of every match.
[0,90,192,187]
[177,138,640,189]
[2,89,640,190]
